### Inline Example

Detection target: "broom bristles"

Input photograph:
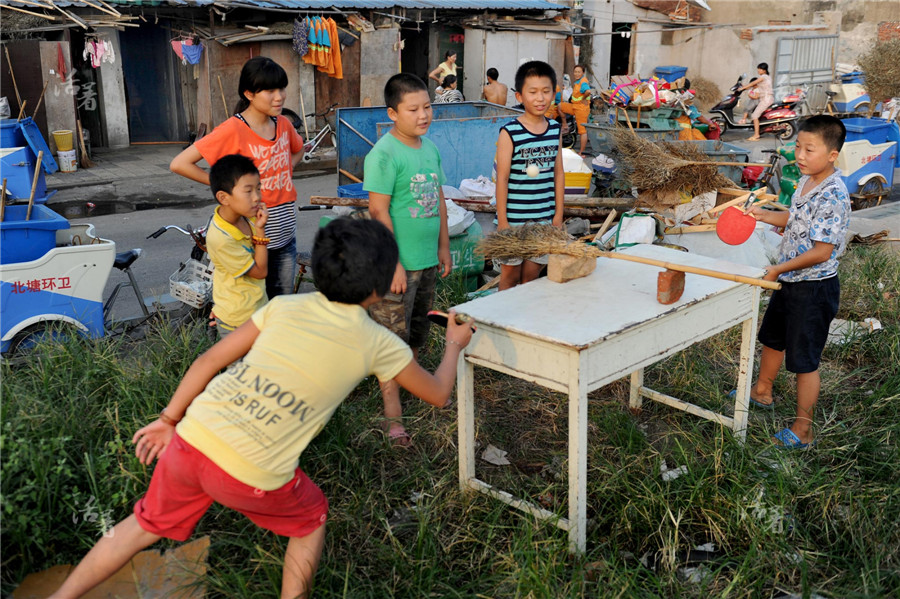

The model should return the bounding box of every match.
[476,224,601,261]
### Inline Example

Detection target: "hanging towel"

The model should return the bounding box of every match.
[292,18,309,56]
[57,42,67,82]
[170,39,185,60]
[182,42,203,65]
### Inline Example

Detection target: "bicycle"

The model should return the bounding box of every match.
[302,103,339,162]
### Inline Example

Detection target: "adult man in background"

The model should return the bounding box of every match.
[482,68,509,105]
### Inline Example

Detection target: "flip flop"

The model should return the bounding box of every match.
[747,136,761,141]
[726,389,775,409]
[384,424,412,448]
[773,428,816,449]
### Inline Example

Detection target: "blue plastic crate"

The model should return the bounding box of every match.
[840,71,865,84]
[654,66,688,83]
[0,204,69,264]
[337,183,369,199]
[843,118,892,145]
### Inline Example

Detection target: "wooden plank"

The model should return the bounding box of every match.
[664,224,718,235]
[309,195,621,218]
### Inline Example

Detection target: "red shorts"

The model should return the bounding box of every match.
[134,434,328,541]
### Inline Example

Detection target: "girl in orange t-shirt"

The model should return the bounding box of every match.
[171,57,305,298]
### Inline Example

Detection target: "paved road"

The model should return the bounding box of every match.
[72,173,338,320]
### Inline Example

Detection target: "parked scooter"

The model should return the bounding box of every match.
[709,75,799,140]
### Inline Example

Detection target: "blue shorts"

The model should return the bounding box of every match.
[758,276,839,374]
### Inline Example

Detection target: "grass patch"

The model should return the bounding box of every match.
[2,247,899,597]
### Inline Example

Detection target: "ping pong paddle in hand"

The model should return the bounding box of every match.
[427,310,476,332]
[716,206,757,245]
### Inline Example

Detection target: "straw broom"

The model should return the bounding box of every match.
[612,127,736,193]
[477,224,780,290]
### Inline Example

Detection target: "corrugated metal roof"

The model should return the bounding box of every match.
[6,0,565,10]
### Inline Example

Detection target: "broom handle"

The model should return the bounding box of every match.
[598,250,781,290]
[686,161,770,167]
[4,46,22,107]
[26,150,43,220]
[32,80,49,117]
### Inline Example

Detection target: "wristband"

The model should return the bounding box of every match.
[252,235,270,246]
[159,410,180,426]
[446,339,464,349]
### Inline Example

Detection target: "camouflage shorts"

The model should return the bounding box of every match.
[368,266,438,348]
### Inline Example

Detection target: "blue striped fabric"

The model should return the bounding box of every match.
[501,119,560,224]
[265,202,296,249]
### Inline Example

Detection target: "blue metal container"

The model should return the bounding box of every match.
[336,102,523,189]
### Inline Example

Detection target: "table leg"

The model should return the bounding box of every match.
[733,309,758,442]
[629,368,644,411]
[568,352,587,554]
[458,356,476,487]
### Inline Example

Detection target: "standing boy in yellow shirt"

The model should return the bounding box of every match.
[206,154,269,337]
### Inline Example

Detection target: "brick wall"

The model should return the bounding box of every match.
[877,22,900,41]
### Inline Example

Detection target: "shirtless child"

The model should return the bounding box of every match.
[482,68,509,106]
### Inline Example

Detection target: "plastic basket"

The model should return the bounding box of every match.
[169,259,214,309]
[52,129,73,152]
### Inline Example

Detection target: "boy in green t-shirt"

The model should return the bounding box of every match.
[364,73,452,446]
[206,154,269,336]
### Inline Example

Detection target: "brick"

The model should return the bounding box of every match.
[547,254,596,283]
[657,269,685,304]
[740,29,753,41]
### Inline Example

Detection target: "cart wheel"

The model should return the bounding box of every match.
[710,116,727,134]
[9,322,84,355]
[853,102,870,116]
[330,132,337,149]
[853,179,886,210]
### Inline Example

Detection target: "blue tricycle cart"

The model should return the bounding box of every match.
[837,118,899,210]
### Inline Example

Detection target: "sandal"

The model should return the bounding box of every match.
[747,136,761,141]
[773,428,816,449]
[726,389,775,409]
[382,422,412,448]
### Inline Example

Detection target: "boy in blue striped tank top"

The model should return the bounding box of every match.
[495,61,564,291]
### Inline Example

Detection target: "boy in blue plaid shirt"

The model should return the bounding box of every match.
[747,115,851,449]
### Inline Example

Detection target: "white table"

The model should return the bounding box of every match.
[453,244,765,553]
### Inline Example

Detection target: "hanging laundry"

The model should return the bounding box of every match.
[83,41,105,68]
[171,39,185,61]
[321,18,342,80]
[56,42,67,82]
[182,41,203,65]
[101,39,115,65]
[292,18,309,57]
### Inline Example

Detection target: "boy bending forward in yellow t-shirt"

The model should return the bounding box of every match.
[49,218,475,599]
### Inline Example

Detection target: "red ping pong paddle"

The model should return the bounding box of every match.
[716,206,757,245]
[427,310,476,332]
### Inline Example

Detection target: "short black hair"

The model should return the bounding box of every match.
[209,154,259,201]
[384,73,428,110]
[442,74,457,88]
[757,62,769,74]
[486,67,499,81]
[514,61,556,93]
[235,56,289,113]
[799,115,846,152]
[312,218,398,304]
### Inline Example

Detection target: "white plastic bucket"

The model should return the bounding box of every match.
[58,149,77,172]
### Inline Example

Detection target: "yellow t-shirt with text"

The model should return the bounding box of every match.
[176,293,413,490]
[206,207,267,329]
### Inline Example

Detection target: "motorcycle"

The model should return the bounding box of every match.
[709,75,799,140]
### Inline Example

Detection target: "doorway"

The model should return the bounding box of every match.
[610,22,633,77]
[401,22,431,84]
[118,24,187,142]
